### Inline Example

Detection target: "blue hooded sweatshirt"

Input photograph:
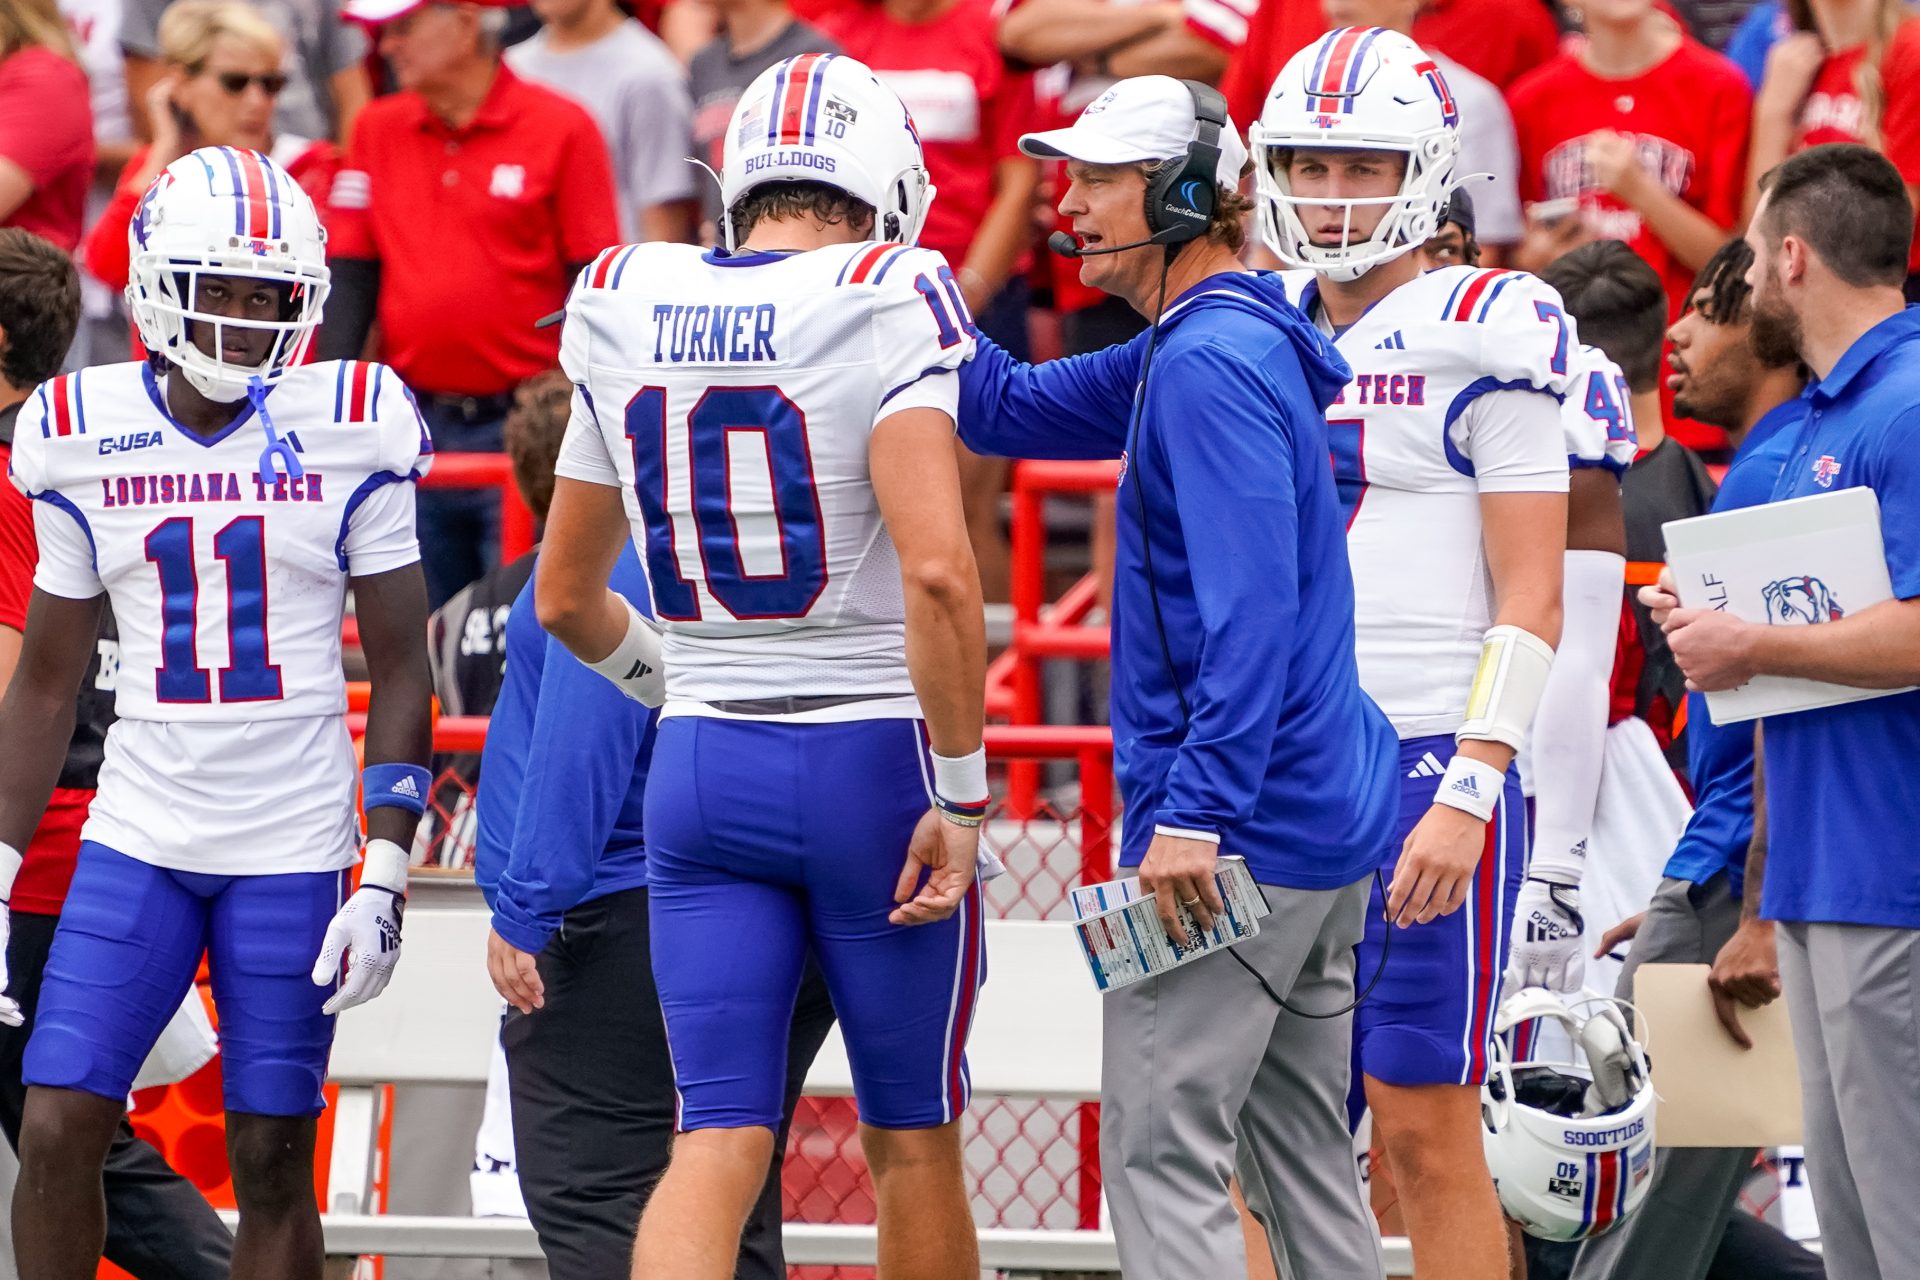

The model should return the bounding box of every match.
[960,270,1396,889]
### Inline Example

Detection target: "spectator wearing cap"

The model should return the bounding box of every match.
[1747,0,1920,299]
[320,0,618,608]
[958,75,1398,1280]
[687,0,839,246]
[122,0,369,147]
[1649,143,1920,1280]
[817,0,1041,602]
[84,0,340,350]
[1508,0,1750,450]
[507,0,698,244]
[1323,0,1525,258]
[0,0,94,254]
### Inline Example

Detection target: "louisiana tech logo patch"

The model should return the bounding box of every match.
[1812,454,1841,487]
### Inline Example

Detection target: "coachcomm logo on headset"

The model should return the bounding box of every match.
[1167,179,1207,222]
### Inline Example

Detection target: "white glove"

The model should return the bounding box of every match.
[0,843,24,1028]
[1504,877,1586,995]
[311,840,407,1016]
[584,597,665,707]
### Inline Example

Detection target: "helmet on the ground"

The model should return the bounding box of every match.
[127,146,329,403]
[1482,987,1657,1241]
[719,53,933,251]
[1249,27,1460,281]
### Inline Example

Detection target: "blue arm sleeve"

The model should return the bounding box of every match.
[956,332,1147,461]
[1151,345,1303,836]
[490,633,652,954]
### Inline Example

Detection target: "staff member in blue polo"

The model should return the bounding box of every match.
[477,532,835,1280]
[1647,143,1920,1280]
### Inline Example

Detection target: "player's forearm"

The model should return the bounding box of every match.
[356,568,434,848]
[903,559,987,759]
[1527,551,1625,884]
[1744,596,1920,687]
[0,688,80,852]
[998,0,1166,65]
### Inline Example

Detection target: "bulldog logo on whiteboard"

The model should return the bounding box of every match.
[1763,575,1845,625]
[489,164,526,199]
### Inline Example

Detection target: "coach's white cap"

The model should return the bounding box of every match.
[342,0,511,24]
[1019,75,1249,189]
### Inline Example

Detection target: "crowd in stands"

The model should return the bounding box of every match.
[5,0,1920,604]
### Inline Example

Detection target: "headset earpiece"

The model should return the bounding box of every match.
[1143,80,1230,245]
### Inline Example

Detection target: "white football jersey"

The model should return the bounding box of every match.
[1561,342,1640,475]
[554,241,976,716]
[7,359,431,873]
[1283,266,1576,738]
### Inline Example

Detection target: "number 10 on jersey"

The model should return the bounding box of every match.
[625,386,828,622]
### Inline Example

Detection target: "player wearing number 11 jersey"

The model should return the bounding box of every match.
[536,55,989,1280]
[0,149,434,1280]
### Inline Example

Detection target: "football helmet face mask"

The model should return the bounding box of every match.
[128,147,329,404]
[1250,27,1462,282]
[1482,988,1657,1242]
[719,53,934,251]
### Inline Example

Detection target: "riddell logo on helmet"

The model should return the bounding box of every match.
[1563,1118,1645,1147]
[745,150,837,175]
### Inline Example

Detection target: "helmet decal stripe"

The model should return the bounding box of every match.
[765,58,791,146]
[1306,26,1348,109]
[1581,1153,1598,1231]
[1342,26,1386,93]
[217,147,247,235]
[229,147,273,240]
[777,53,824,146]
[801,52,837,144]
[254,149,284,238]
[1312,26,1367,113]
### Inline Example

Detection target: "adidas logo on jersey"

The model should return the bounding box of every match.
[1406,751,1445,779]
[391,775,421,800]
[1374,331,1407,350]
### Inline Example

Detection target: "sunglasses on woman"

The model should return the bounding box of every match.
[214,71,289,95]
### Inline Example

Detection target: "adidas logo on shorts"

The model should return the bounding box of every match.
[1405,751,1445,779]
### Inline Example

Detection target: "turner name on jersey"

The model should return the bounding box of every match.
[5,359,431,874]
[555,241,977,714]
[1282,266,1576,739]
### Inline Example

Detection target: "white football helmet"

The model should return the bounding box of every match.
[1482,988,1657,1242]
[719,53,933,251]
[1250,27,1462,281]
[128,146,329,405]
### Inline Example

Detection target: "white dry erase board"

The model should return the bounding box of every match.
[1662,486,1916,724]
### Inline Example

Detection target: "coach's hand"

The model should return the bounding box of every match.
[312,886,405,1016]
[1665,608,1758,692]
[1639,566,1680,627]
[891,809,978,927]
[487,928,545,1014]
[1139,834,1223,943]
[1388,804,1484,928]
[1708,918,1781,1049]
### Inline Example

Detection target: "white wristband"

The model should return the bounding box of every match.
[1433,755,1504,823]
[585,598,665,707]
[0,841,20,901]
[931,746,988,804]
[360,838,409,895]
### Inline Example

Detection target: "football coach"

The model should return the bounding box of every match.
[1648,143,1920,1280]
[955,76,1397,1280]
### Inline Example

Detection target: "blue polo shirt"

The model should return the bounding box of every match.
[474,544,657,953]
[1761,307,1920,927]
[1662,399,1802,896]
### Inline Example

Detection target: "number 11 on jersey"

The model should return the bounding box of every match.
[144,515,283,704]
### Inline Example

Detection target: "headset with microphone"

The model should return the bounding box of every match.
[1055,78,1390,1019]
[1046,80,1227,260]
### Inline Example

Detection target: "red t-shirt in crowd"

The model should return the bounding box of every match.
[1792,21,1920,272]
[817,0,1035,271]
[1508,39,1749,449]
[328,64,619,398]
[0,435,90,915]
[0,46,94,253]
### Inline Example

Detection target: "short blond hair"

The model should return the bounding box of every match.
[157,0,284,71]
